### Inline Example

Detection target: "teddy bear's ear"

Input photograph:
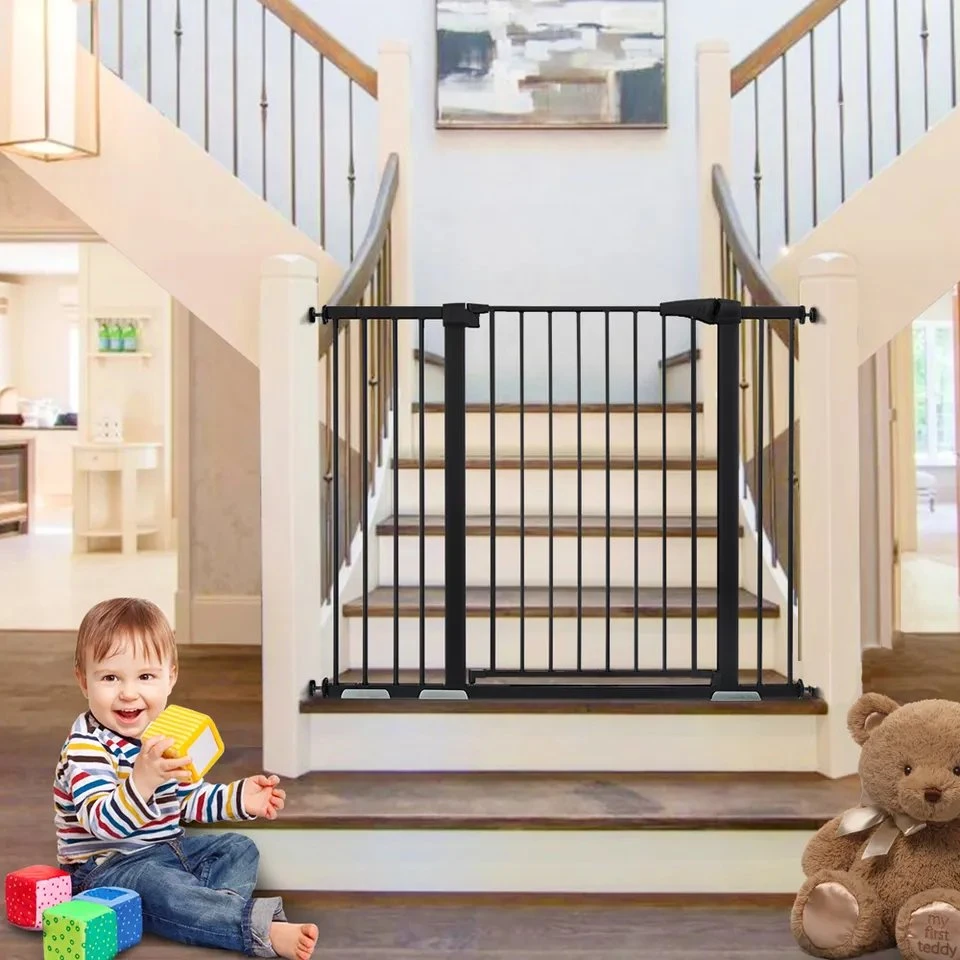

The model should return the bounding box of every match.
[848,693,901,745]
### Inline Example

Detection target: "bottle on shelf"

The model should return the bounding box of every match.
[98,321,110,352]
[108,321,123,352]
[122,320,138,353]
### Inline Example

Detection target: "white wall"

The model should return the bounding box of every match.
[5,274,79,411]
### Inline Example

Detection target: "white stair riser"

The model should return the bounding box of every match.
[395,468,716,517]
[413,410,710,458]
[223,825,809,893]
[340,616,782,672]
[377,533,719,588]
[664,362,701,403]
[411,363,445,403]
[304,713,818,772]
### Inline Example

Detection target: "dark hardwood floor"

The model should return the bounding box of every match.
[0,631,900,959]
[862,632,960,704]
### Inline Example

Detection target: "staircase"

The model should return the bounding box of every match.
[3,0,956,907]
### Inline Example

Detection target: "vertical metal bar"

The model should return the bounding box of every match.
[547,310,554,670]
[661,312,668,671]
[393,318,400,686]
[952,0,958,109]
[753,80,762,258]
[576,310,583,669]
[232,0,238,176]
[348,81,356,261]
[837,5,846,203]
[319,57,326,248]
[332,318,340,683]
[781,54,789,247]
[175,0,183,126]
[604,310,611,670]
[203,0,210,150]
[865,0,874,178]
[443,316,469,689]
[418,319,426,685]
[261,4,268,201]
[489,312,497,671]
[146,0,152,102]
[118,0,124,78]
[767,322,778,568]
[787,317,797,685]
[290,29,297,225]
[921,0,930,131]
[810,30,818,227]
[344,325,352,568]
[690,317,698,670]
[519,310,526,671]
[361,318,369,685]
[755,315,765,686]
[633,310,639,670]
[894,0,902,155]
[716,322,741,692]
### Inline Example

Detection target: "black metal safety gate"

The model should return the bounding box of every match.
[309,298,818,702]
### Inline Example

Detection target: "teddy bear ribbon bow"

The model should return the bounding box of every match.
[836,795,927,858]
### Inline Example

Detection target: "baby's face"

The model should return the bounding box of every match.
[77,640,177,739]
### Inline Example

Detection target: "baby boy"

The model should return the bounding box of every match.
[53,597,318,960]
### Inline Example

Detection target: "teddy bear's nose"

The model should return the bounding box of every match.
[925,787,943,804]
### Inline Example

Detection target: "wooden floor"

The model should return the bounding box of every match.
[0,630,899,959]
[863,632,960,703]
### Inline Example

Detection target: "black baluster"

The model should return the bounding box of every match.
[361,318,369,685]
[810,30,818,227]
[661,312,667,671]
[146,0,153,102]
[951,0,958,109]
[753,79,762,258]
[348,81,356,260]
[393,318,400,686]
[419,319,426,685]
[838,5,846,203]
[787,315,797,685]
[203,0,209,150]
[604,311,611,670]
[576,310,583,670]
[865,0,873,178]
[633,310,639,671]
[319,57,326,248]
[332,317,340,684]
[548,310,554,670]
[489,312,497,672]
[690,317,698,671]
[921,0,930,131]
[232,0,238,176]
[175,0,183,127]
[782,53,789,247]
[894,0,902,155]
[260,4,268,200]
[290,29,297,225]
[756,316,765,687]
[519,310,526,671]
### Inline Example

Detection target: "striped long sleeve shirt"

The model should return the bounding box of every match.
[54,711,256,866]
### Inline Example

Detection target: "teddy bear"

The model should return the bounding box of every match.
[792,692,960,959]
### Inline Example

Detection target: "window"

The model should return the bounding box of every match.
[68,322,80,414]
[913,318,956,466]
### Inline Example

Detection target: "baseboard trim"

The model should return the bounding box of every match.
[190,594,261,645]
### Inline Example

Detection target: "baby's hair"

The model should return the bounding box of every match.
[75,598,178,675]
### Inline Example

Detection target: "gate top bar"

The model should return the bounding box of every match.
[318,306,445,321]
[658,298,816,324]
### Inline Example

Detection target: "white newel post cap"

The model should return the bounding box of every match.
[261,253,318,281]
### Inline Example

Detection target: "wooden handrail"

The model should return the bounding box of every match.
[711,164,798,357]
[257,0,378,98]
[318,153,399,356]
[731,0,845,95]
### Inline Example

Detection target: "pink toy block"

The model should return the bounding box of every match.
[5,865,72,930]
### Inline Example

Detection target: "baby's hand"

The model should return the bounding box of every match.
[133,736,193,798]
[242,774,286,820]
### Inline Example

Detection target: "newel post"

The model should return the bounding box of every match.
[696,40,731,446]
[378,41,415,458]
[797,253,862,779]
[259,254,320,779]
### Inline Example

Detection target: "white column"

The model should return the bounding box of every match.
[696,41,731,448]
[378,41,415,457]
[797,253,862,779]
[259,255,320,779]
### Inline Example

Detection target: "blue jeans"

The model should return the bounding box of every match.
[66,833,286,957]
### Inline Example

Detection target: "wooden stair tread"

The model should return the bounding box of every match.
[658,347,701,370]
[343,585,779,618]
[413,347,445,368]
[216,771,854,831]
[412,401,704,414]
[377,514,738,537]
[397,456,718,470]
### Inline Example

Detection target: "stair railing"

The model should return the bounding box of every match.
[81,0,379,265]
[730,0,958,269]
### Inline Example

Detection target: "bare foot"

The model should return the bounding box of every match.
[270,921,318,960]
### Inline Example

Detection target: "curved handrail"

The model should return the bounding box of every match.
[318,152,399,356]
[711,163,797,357]
[731,0,845,95]
[257,0,378,98]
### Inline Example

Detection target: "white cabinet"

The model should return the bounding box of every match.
[73,442,162,554]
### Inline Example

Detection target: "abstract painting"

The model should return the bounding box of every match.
[436,0,667,128]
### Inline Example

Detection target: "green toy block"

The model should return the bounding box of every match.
[42,899,118,960]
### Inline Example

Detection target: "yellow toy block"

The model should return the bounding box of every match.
[141,705,224,783]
